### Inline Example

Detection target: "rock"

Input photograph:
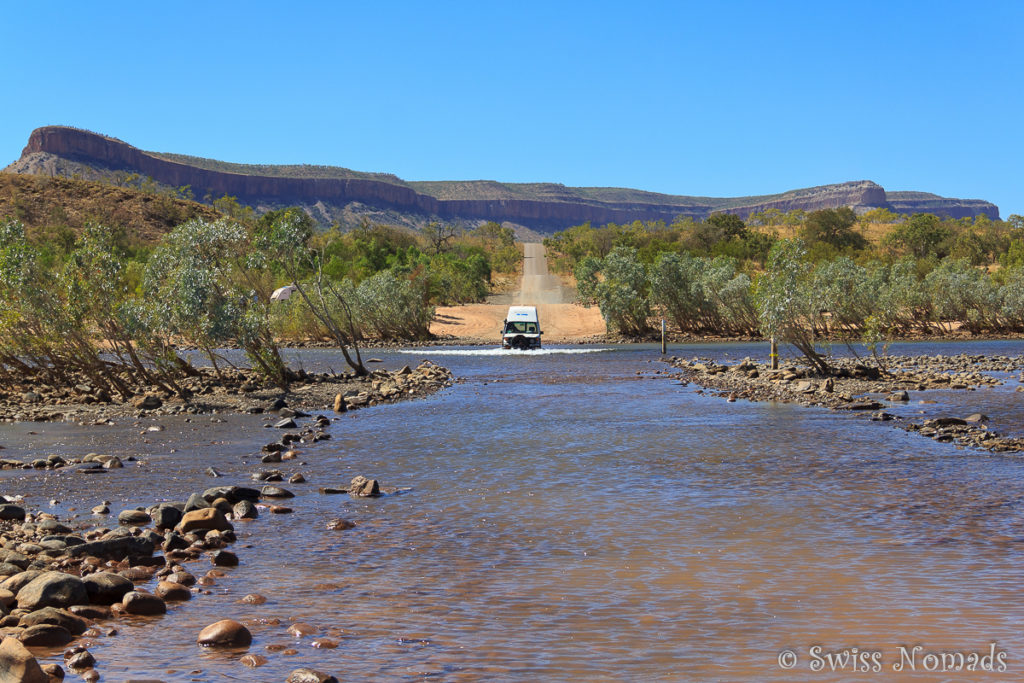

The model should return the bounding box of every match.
[232,501,258,520]
[19,623,72,647]
[928,417,969,428]
[260,486,294,499]
[0,505,26,522]
[121,591,166,615]
[102,456,123,469]
[184,493,211,512]
[333,393,346,413]
[82,572,133,605]
[888,390,910,402]
[286,669,340,683]
[205,467,223,478]
[133,395,162,410]
[0,589,14,610]
[151,505,182,530]
[90,505,109,515]
[19,607,88,635]
[67,535,153,560]
[65,649,95,669]
[154,581,191,602]
[241,654,269,667]
[349,476,380,497]
[0,636,49,682]
[176,508,233,534]
[269,505,292,514]
[202,486,260,504]
[67,605,110,620]
[211,550,238,567]
[197,619,252,647]
[326,519,355,531]
[41,662,64,680]
[118,509,151,526]
[17,572,88,611]
[794,380,813,393]
[965,413,990,423]
[288,473,306,484]
[274,418,297,429]
[0,571,44,595]
[239,594,266,605]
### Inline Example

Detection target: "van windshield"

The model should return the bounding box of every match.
[505,321,538,334]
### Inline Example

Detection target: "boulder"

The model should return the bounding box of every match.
[232,501,258,519]
[211,551,238,567]
[154,581,191,602]
[82,572,133,605]
[121,591,166,615]
[19,623,72,647]
[889,390,910,402]
[17,572,88,611]
[133,395,162,410]
[286,669,340,683]
[348,476,380,497]
[66,535,153,560]
[197,619,252,647]
[176,508,233,534]
[0,571,43,595]
[0,505,26,522]
[151,505,182,530]
[118,509,151,526]
[260,486,294,499]
[0,636,49,682]
[965,413,990,423]
[333,393,346,413]
[19,607,88,635]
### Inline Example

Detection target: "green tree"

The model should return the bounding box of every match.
[753,239,831,373]
[883,213,953,259]
[800,208,866,251]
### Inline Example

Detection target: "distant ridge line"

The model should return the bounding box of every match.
[3,126,1000,230]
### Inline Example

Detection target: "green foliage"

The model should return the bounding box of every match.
[753,239,831,372]
[575,246,651,336]
[800,208,867,252]
[883,213,954,259]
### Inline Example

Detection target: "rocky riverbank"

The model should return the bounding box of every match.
[0,361,455,425]
[667,353,1024,453]
[0,470,387,681]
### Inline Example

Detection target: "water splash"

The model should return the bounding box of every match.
[394,347,610,356]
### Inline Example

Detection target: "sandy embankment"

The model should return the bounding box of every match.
[430,243,605,343]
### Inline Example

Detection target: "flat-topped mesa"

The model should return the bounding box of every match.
[885,191,1000,221]
[6,126,1001,230]
[716,181,889,219]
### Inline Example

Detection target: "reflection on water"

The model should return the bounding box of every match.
[2,342,1024,681]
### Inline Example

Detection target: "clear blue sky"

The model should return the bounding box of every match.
[2,2,1021,216]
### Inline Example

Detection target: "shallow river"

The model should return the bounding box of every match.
[3,341,1024,681]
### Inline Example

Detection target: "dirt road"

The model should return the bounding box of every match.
[431,243,605,342]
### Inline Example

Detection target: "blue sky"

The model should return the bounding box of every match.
[2,2,1021,216]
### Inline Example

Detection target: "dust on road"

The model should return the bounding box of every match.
[431,242,605,342]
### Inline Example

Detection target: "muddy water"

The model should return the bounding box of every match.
[3,342,1024,681]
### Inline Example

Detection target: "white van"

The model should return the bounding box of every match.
[502,306,542,350]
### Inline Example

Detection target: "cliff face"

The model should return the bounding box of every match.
[718,181,890,219]
[6,127,1000,230]
[885,191,1000,220]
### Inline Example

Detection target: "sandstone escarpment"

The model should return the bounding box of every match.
[5,126,1001,230]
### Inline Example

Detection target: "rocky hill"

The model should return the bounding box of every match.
[0,172,221,244]
[4,126,1000,231]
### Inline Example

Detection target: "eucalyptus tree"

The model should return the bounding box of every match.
[255,210,368,376]
[753,239,831,373]
[144,218,290,388]
[575,247,651,336]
